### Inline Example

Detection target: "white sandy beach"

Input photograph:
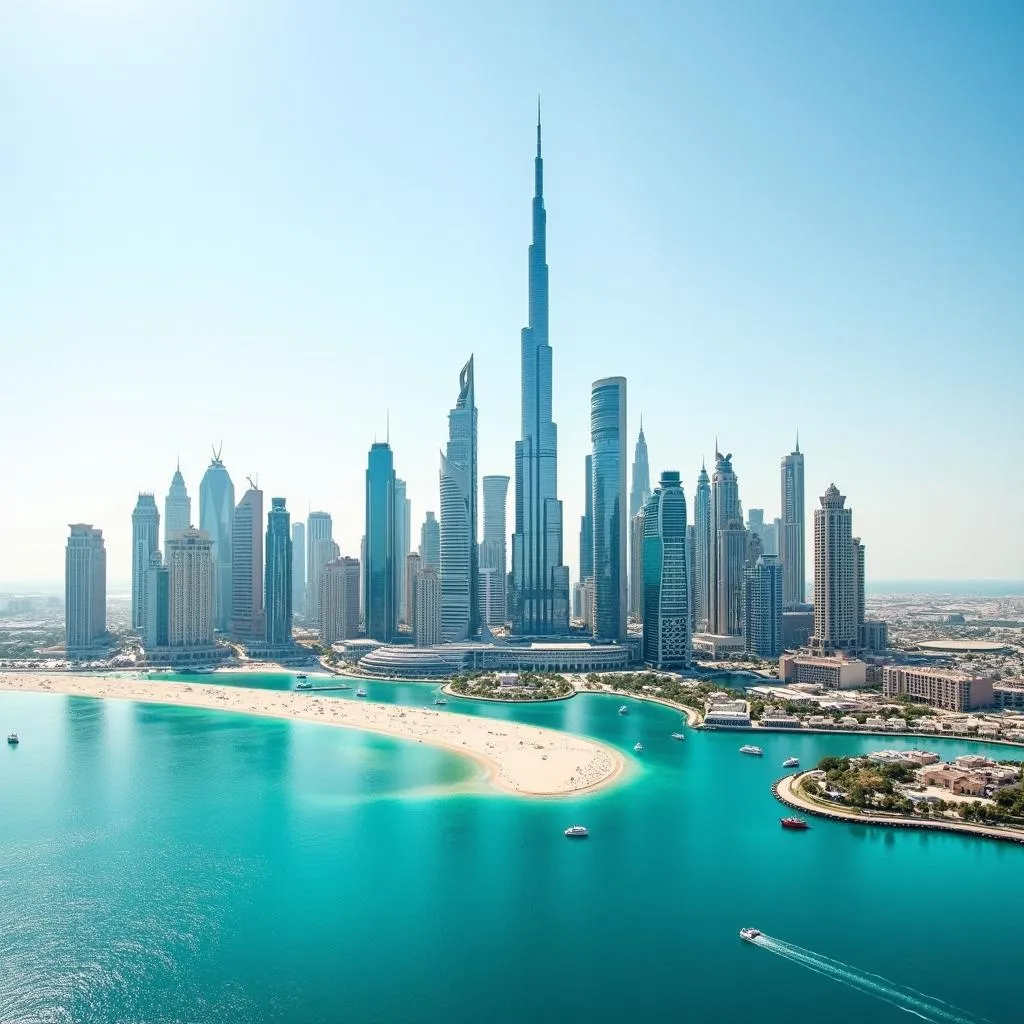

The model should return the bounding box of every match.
[0,673,624,797]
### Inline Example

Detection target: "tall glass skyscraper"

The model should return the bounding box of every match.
[480,474,510,626]
[744,554,784,657]
[364,442,397,641]
[131,493,160,630]
[578,454,593,587]
[780,436,806,607]
[511,107,569,636]
[709,449,745,636]
[590,377,627,641]
[419,511,440,570]
[264,497,292,644]
[440,357,478,641]
[642,472,691,668]
[693,462,711,632]
[199,447,234,632]
[231,485,264,640]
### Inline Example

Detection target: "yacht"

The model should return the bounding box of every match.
[433,697,447,706]
[780,817,810,831]
[670,732,686,741]
[296,674,308,682]
[295,681,312,690]
[739,744,763,756]
[564,825,589,838]
[739,928,761,942]
[618,705,628,715]
[782,756,800,768]
[355,688,367,697]
[633,742,644,753]
[7,733,19,745]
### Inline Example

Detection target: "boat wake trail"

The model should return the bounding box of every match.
[749,934,989,1024]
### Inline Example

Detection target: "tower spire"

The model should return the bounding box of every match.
[795,429,800,454]
[537,95,542,155]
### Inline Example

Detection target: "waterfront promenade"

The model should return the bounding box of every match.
[0,673,624,797]
[775,771,1024,845]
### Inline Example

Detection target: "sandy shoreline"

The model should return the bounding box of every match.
[0,673,625,798]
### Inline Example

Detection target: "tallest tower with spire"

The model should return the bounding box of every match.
[511,102,569,635]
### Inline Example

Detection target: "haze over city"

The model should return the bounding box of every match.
[2,0,1022,587]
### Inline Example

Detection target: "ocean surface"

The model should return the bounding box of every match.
[1,672,1021,1024]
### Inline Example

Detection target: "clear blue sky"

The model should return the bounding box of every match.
[1,0,1022,588]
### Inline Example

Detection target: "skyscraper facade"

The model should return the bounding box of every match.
[305,511,332,622]
[365,442,397,641]
[686,524,697,632]
[744,554,784,658]
[812,484,857,652]
[291,522,306,618]
[780,438,806,607]
[642,472,691,668]
[414,566,442,648]
[693,462,711,633]
[480,474,510,626]
[131,493,160,630]
[440,357,479,642]
[405,552,422,634]
[419,511,440,569]
[590,377,627,641]
[578,454,593,588]
[164,462,191,548]
[510,109,570,636]
[854,538,866,629]
[199,448,234,632]
[231,485,264,640]
[629,510,645,621]
[629,423,651,520]
[629,423,651,619]
[264,497,292,645]
[710,450,746,636]
[165,529,214,648]
[65,524,106,653]
[394,479,410,624]
[319,557,360,643]
[144,552,169,650]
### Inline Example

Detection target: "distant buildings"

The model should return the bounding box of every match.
[779,653,866,690]
[65,524,106,654]
[578,454,593,592]
[166,529,214,649]
[510,109,570,636]
[642,471,691,668]
[882,666,994,713]
[364,441,397,642]
[199,448,234,632]
[164,462,191,548]
[693,462,711,633]
[264,497,292,645]
[394,478,411,624]
[305,512,333,622]
[782,609,815,650]
[480,474,510,626]
[131,494,160,631]
[629,510,645,622]
[629,423,651,618]
[144,552,169,650]
[710,450,745,636]
[779,438,805,607]
[291,522,305,618]
[440,357,478,641]
[414,566,442,647]
[405,552,422,635]
[811,484,857,652]
[591,377,627,641]
[231,485,264,641]
[319,557,360,643]
[743,554,784,658]
[419,511,440,570]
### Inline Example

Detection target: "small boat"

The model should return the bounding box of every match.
[670,732,686,741]
[433,697,447,706]
[782,756,800,768]
[633,742,644,753]
[618,705,628,715]
[564,825,589,838]
[739,927,761,942]
[739,745,763,756]
[296,674,308,682]
[295,681,312,690]
[355,687,367,697]
[7,733,19,745]
[780,817,810,831]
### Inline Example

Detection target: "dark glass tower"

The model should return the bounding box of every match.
[264,497,292,644]
[365,442,397,641]
[511,104,569,635]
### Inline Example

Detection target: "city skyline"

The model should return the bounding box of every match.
[3,5,1022,588]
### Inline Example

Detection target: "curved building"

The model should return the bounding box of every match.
[440,357,478,641]
[590,377,627,641]
[642,472,691,668]
[199,448,234,632]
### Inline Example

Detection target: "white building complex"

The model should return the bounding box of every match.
[319,556,360,643]
[415,565,442,648]
[166,529,215,650]
[811,484,858,651]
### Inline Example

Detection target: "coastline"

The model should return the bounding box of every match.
[587,686,703,727]
[439,682,577,704]
[736,723,1024,750]
[774,771,1024,845]
[0,672,625,799]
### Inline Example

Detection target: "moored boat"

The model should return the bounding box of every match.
[296,681,312,690]
[739,744,763,756]
[739,927,760,942]
[296,673,307,682]
[618,705,628,715]
[7,733,19,745]
[670,732,686,741]
[433,697,447,706]
[633,742,644,753]
[355,688,367,697]
[782,756,799,768]
[780,817,810,830]
[564,825,589,838]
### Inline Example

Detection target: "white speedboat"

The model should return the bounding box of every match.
[782,756,799,768]
[670,732,686,741]
[739,744,763,756]
[633,742,644,753]
[739,927,761,942]
[618,705,628,715]
[434,697,447,706]
[355,688,367,697]
[7,733,19,745]
[296,681,312,690]
[564,825,589,838]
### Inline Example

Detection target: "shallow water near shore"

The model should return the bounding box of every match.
[1,674,1021,1023]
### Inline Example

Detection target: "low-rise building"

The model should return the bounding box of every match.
[779,654,867,690]
[703,708,752,729]
[807,715,834,729]
[760,711,802,728]
[692,633,746,658]
[864,716,887,730]
[882,666,995,712]
[837,715,859,729]
[994,685,1024,711]
[885,717,908,731]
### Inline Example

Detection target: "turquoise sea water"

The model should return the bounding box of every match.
[1,673,1022,1024]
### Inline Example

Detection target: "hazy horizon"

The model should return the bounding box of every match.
[2,1,1022,587]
